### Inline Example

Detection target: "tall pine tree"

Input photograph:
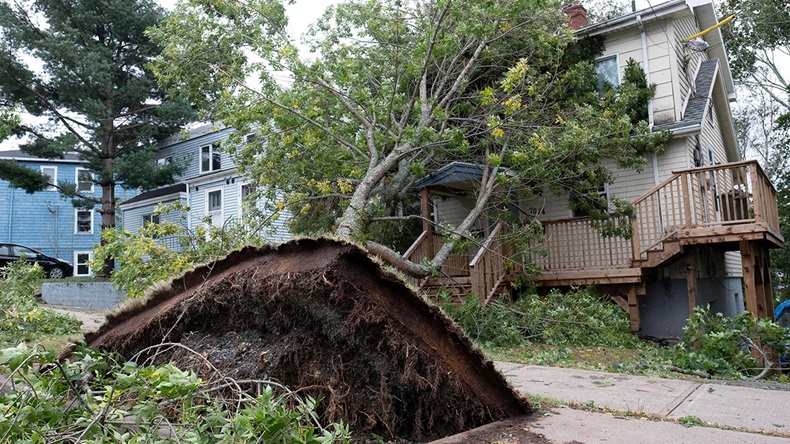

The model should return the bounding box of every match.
[0,0,194,275]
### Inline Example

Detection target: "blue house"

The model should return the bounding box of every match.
[0,150,135,277]
[119,124,291,245]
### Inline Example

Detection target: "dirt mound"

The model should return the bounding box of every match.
[83,238,529,441]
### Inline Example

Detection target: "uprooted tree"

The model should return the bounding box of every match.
[151,0,668,277]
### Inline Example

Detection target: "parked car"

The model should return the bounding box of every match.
[0,243,73,279]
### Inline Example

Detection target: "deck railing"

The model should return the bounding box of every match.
[631,160,780,259]
[469,221,510,301]
[403,230,471,287]
[531,160,780,271]
[529,217,632,271]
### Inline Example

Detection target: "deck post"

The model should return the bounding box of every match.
[420,188,432,233]
[749,162,764,225]
[685,249,698,317]
[740,240,759,317]
[627,285,640,332]
[681,172,693,228]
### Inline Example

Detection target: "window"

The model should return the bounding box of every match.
[571,185,609,218]
[245,133,256,143]
[76,168,93,193]
[206,189,223,226]
[74,251,92,277]
[240,183,257,216]
[595,55,619,92]
[142,214,160,226]
[75,210,93,234]
[200,144,221,173]
[157,156,173,166]
[41,166,57,191]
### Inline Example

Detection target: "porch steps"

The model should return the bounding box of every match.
[632,239,683,269]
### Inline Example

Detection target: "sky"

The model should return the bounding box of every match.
[0,0,785,152]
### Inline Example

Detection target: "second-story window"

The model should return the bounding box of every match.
[595,55,619,92]
[157,156,173,166]
[40,166,57,191]
[76,168,93,193]
[75,210,93,234]
[200,144,221,173]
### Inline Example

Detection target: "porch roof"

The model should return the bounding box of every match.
[120,183,186,207]
[414,162,507,190]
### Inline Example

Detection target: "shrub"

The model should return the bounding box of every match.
[670,307,790,379]
[0,344,351,443]
[442,287,639,349]
[94,202,270,298]
[0,261,81,345]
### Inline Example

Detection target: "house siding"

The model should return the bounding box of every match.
[0,158,134,273]
[123,124,292,245]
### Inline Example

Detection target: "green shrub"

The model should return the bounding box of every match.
[0,344,351,443]
[94,202,270,298]
[442,287,639,349]
[0,261,81,345]
[669,307,790,379]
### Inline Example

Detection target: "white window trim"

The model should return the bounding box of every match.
[75,168,94,193]
[157,155,173,166]
[74,209,94,235]
[594,54,621,89]
[73,251,93,277]
[199,144,221,174]
[205,187,224,226]
[40,166,57,191]
[238,182,256,218]
[569,183,610,218]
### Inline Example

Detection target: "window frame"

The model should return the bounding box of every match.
[75,168,94,193]
[73,251,92,277]
[594,54,620,92]
[199,144,222,174]
[40,166,57,191]
[74,209,94,235]
[570,183,610,218]
[157,155,173,166]
[142,213,160,226]
[238,182,258,217]
[205,188,224,226]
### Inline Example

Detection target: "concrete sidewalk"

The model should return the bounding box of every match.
[497,362,790,441]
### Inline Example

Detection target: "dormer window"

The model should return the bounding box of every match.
[200,144,221,173]
[595,55,620,92]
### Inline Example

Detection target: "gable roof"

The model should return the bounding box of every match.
[653,59,718,134]
[0,150,84,163]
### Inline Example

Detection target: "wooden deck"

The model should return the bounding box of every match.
[406,161,783,311]
[529,160,782,284]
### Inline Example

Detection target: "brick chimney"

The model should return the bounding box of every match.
[563,3,588,30]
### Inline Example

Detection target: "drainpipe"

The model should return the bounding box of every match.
[636,14,659,187]
[8,188,14,242]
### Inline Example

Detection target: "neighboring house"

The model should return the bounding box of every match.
[0,151,135,277]
[119,124,291,247]
[405,0,782,338]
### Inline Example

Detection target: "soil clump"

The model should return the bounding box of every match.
[83,238,529,441]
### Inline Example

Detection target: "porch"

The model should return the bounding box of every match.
[405,160,783,329]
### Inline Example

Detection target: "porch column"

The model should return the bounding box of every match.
[420,188,432,233]
[627,285,641,332]
[685,249,698,316]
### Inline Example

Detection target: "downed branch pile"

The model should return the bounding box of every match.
[0,343,350,443]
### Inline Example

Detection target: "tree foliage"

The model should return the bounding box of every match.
[0,344,351,442]
[151,0,667,275]
[0,0,195,274]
